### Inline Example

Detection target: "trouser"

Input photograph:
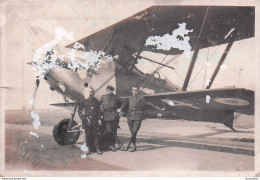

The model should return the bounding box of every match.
[127,119,142,144]
[103,118,119,146]
[85,124,99,151]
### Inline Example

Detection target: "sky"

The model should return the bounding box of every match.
[0,0,259,110]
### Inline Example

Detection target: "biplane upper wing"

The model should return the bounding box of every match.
[144,87,254,114]
[66,6,254,70]
[63,6,255,115]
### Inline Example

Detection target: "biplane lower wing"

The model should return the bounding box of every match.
[50,102,76,111]
[50,87,254,131]
[51,87,254,114]
[141,87,254,131]
[144,87,254,114]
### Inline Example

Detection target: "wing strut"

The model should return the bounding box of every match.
[182,7,211,91]
[206,30,238,89]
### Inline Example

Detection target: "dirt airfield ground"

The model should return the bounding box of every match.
[3,109,255,176]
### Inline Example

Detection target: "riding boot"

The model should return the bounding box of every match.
[129,142,136,152]
[123,132,134,151]
[116,137,124,150]
[85,142,91,155]
[85,132,91,155]
[111,145,116,152]
[122,141,131,151]
[96,146,102,154]
[85,146,91,155]
[95,137,102,154]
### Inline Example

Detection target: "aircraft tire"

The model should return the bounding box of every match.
[53,118,80,145]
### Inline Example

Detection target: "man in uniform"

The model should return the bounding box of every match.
[78,88,102,155]
[121,86,146,152]
[100,85,122,152]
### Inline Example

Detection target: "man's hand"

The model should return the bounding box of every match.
[98,119,102,126]
[117,109,123,117]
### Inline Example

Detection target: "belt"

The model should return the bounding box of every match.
[129,110,143,113]
[104,109,117,112]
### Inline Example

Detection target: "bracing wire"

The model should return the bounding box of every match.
[140,53,182,91]
[187,44,221,89]
[137,54,168,86]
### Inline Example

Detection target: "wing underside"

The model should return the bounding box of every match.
[50,102,76,111]
[144,87,254,113]
[66,6,254,71]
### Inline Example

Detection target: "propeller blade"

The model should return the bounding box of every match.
[31,78,40,111]
[35,78,40,88]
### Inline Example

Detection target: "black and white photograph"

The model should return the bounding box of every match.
[0,0,259,177]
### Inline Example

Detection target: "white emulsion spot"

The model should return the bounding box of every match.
[145,23,193,57]
[80,142,89,152]
[70,49,114,71]
[81,154,87,159]
[25,139,27,144]
[206,79,211,86]
[30,131,39,138]
[41,144,44,148]
[29,99,35,105]
[31,111,41,129]
[31,26,117,79]
[32,40,114,78]
[168,100,174,106]
[220,64,227,70]
[206,95,211,103]
[32,26,74,77]
[73,42,85,50]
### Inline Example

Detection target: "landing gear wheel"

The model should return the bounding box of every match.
[53,118,80,145]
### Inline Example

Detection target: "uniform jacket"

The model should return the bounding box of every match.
[99,93,122,121]
[122,94,146,121]
[78,96,100,128]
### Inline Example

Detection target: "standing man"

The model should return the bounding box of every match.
[100,85,122,152]
[121,86,146,152]
[78,88,102,155]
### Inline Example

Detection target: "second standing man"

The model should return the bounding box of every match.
[99,85,123,152]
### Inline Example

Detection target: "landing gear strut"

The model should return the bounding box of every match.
[223,111,237,132]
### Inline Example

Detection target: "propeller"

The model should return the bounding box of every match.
[31,77,40,111]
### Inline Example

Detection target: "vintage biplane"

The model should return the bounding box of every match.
[32,6,255,147]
